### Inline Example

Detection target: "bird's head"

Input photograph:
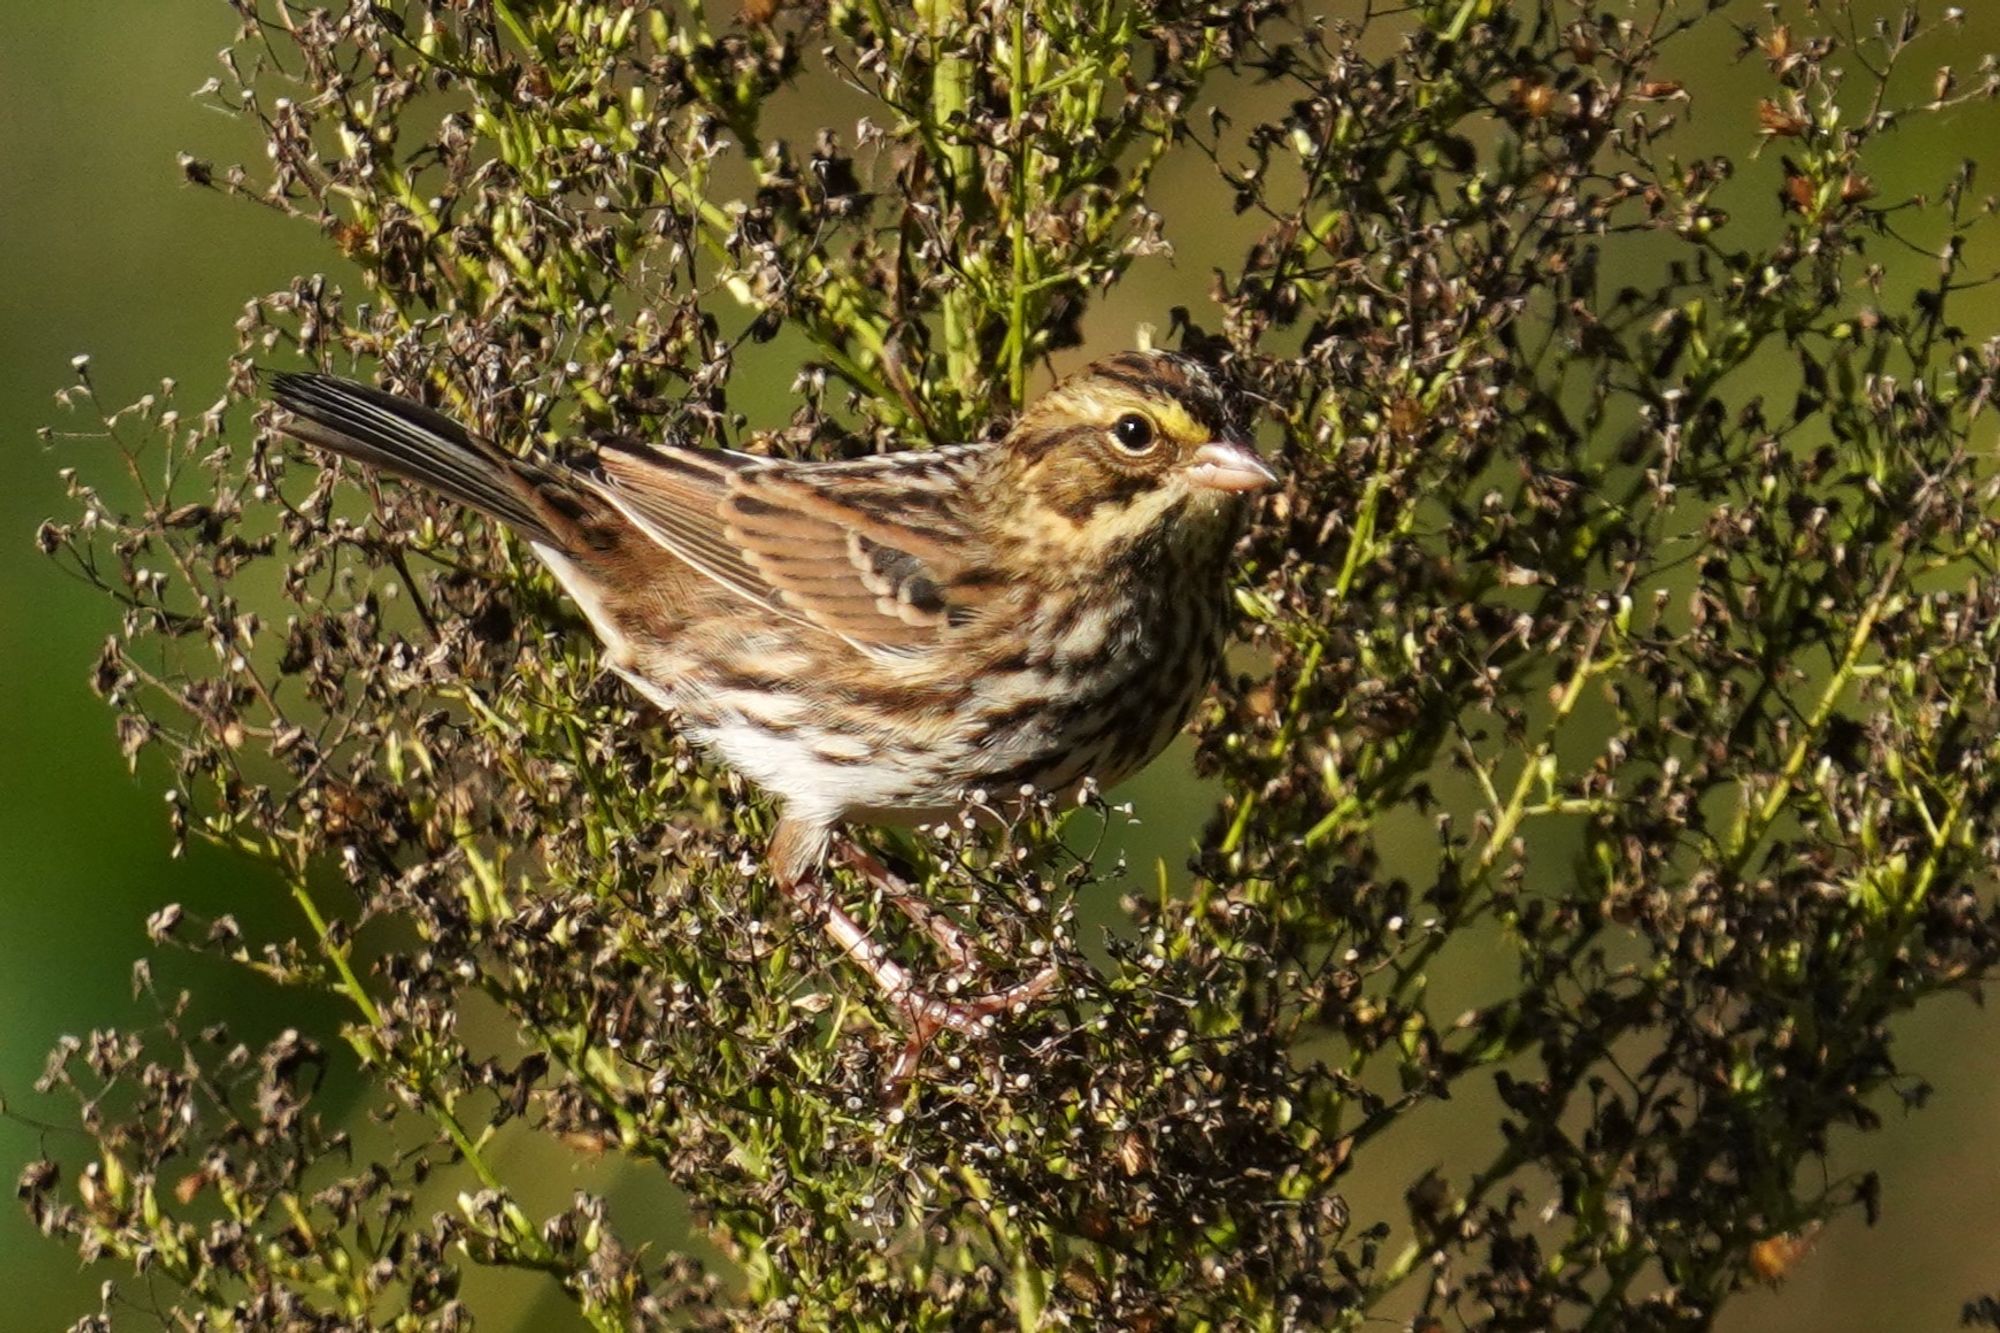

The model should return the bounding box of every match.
[995,350,1277,565]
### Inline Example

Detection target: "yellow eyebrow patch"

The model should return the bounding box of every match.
[1071,384,1209,443]
[1143,397,1207,442]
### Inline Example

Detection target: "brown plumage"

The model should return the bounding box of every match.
[269,351,1276,1042]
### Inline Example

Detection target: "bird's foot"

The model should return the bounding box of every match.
[779,867,1057,1087]
[882,963,1062,1090]
[833,839,980,974]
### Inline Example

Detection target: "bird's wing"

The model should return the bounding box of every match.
[589,442,1000,651]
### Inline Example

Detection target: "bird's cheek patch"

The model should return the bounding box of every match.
[1086,485,1183,549]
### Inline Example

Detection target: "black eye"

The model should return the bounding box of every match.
[1111,412,1156,453]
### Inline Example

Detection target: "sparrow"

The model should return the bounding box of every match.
[268,351,1276,1042]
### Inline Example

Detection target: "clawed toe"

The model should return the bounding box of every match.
[779,859,1059,1083]
[834,839,982,972]
[907,960,1061,1037]
[881,962,1062,1091]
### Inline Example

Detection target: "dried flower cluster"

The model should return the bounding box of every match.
[20,1,2000,1329]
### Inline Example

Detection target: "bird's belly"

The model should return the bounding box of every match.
[667,588,1224,827]
[682,653,1205,827]
[694,714,938,822]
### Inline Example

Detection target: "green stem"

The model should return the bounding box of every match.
[1441,0,1485,42]
[1004,5,1030,406]
[1722,554,1902,881]
[1377,604,1624,1013]
[287,868,557,1270]
[929,3,979,391]
[490,0,539,59]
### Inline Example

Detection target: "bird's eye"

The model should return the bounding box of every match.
[1111,412,1157,453]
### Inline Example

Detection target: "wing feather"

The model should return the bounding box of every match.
[585,439,993,652]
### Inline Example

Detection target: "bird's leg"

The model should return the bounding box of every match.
[780,869,1059,1038]
[832,837,1061,1026]
[773,817,1060,1060]
[780,870,932,1022]
[833,839,978,973]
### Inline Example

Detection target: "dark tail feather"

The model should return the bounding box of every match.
[267,371,564,546]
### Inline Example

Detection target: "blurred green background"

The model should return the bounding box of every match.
[4,3,1999,1328]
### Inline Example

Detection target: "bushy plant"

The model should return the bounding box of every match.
[21,1,2000,1328]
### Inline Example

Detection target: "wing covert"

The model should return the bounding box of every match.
[589,441,996,652]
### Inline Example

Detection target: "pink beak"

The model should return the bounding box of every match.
[1185,440,1279,493]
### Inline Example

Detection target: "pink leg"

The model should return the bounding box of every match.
[833,838,1061,1030]
[780,871,1058,1039]
[834,839,979,972]
[771,816,1059,1080]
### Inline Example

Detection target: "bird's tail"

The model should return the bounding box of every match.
[267,371,574,548]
